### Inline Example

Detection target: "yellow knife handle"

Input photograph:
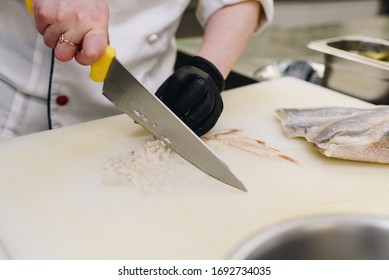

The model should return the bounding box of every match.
[25,0,34,13]
[90,46,116,82]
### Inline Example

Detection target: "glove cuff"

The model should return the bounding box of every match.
[188,56,225,92]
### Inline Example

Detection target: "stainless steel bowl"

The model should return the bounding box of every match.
[231,216,389,260]
[308,35,389,104]
[253,60,324,84]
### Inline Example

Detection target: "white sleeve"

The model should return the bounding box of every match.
[196,0,274,33]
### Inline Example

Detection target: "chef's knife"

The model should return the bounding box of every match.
[91,47,246,192]
[25,0,246,191]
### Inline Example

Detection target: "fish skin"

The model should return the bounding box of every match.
[275,107,368,137]
[275,106,389,163]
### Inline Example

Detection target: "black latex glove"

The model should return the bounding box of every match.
[155,56,225,136]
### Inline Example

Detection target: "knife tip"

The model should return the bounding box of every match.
[236,183,248,192]
[224,177,247,192]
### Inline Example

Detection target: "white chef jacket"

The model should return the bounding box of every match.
[0,0,273,140]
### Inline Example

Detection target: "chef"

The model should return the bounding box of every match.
[0,0,273,140]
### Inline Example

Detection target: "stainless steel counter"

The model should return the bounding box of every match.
[177,16,389,79]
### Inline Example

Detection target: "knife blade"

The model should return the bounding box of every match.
[95,53,246,192]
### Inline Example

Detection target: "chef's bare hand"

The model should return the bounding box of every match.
[32,0,109,65]
[155,56,225,137]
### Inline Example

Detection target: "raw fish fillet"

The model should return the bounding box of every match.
[275,106,389,163]
[204,129,298,164]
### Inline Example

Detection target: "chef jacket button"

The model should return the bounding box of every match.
[148,33,159,44]
[56,95,69,106]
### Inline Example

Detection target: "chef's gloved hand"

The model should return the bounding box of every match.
[155,56,225,137]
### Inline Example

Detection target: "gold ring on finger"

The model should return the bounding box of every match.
[59,33,78,47]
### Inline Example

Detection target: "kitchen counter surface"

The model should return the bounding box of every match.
[177,16,389,78]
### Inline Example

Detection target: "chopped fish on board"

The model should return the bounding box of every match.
[275,106,389,163]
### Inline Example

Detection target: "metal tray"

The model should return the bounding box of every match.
[307,35,389,104]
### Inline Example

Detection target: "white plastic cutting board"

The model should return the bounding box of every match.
[1,77,389,259]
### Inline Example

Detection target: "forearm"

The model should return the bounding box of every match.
[196,1,261,79]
